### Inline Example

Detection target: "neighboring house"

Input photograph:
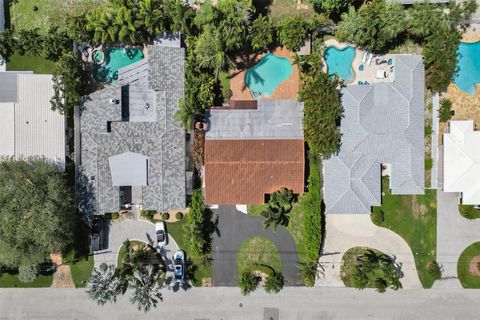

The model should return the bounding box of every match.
[204,100,305,205]
[0,71,65,170]
[443,120,480,204]
[324,55,425,214]
[78,45,186,216]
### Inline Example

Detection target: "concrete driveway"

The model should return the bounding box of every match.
[212,206,302,286]
[317,214,422,289]
[434,191,480,288]
[93,219,179,268]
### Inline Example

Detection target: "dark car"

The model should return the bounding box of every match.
[91,216,106,251]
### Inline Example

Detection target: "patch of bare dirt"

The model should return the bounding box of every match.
[469,256,480,277]
[50,253,75,288]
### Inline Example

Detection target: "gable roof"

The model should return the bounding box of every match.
[204,140,305,204]
[324,55,425,214]
[0,72,65,170]
[78,45,186,215]
[443,120,480,204]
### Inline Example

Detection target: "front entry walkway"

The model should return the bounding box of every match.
[434,191,480,288]
[93,219,179,268]
[212,206,302,286]
[317,214,422,289]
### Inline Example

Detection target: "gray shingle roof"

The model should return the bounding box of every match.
[0,0,4,32]
[78,45,186,216]
[206,100,304,140]
[324,55,425,214]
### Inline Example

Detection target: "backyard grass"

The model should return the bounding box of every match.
[10,0,105,33]
[340,247,383,288]
[0,273,53,288]
[6,53,56,74]
[457,241,480,288]
[237,236,282,273]
[266,0,314,21]
[371,177,437,288]
[165,218,212,287]
[459,205,480,220]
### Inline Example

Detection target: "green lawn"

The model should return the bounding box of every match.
[459,205,480,220]
[10,0,104,33]
[340,247,383,288]
[371,177,437,288]
[247,204,268,216]
[68,255,94,288]
[165,218,212,287]
[6,53,56,74]
[0,273,53,288]
[286,202,307,262]
[237,236,282,273]
[457,241,480,288]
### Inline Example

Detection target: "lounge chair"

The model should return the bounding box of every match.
[366,53,374,66]
[362,52,367,64]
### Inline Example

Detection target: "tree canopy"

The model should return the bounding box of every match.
[0,159,73,268]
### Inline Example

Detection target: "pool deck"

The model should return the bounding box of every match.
[229,47,299,101]
[324,39,395,85]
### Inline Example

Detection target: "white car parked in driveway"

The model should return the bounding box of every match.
[155,221,167,248]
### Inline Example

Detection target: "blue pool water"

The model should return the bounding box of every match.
[453,41,480,95]
[245,53,293,99]
[93,48,144,84]
[324,46,355,82]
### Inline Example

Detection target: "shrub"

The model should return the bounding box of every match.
[161,212,170,220]
[298,260,318,287]
[425,158,433,171]
[278,15,308,51]
[439,98,453,122]
[111,212,119,220]
[18,264,39,283]
[141,210,156,220]
[459,205,477,219]
[425,124,432,138]
[193,127,205,170]
[427,261,442,280]
[477,262,480,272]
[238,270,260,296]
[175,212,184,220]
[264,272,284,294]
[371,210,385,225]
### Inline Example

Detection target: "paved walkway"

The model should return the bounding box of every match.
[434,191,480,288]
[317,214,422,289]
[93,219,179,269]
[212,206,302,286]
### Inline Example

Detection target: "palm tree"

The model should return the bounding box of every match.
[129,264,164,313]
[86,263,122,305]
[168,1,195,34]
[264,271,284,294]
[137,0,165,41]
[238,270,260,296]
[298,260,318,287]
[262,206,290,231]
[269,187,295,212]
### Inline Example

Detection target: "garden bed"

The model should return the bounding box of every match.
[458,241,480,288]
[459,205,480,220]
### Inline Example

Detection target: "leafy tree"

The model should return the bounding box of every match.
[129,264,164,313]
[43,26,73,62]
[308,0,355,17]
[86,263,122,305]
[249,15,275,52]
[298,52,342,157]
[17,264,39,283]
[51,53,89,115]
[278,15,309,51]
[0,159,73,268]
[337,0,406,52]
[238,270,260,295]
[264,271,284,294]
[0,29,17,60]
[66,15,91,43]
[17,29,43,56]
[439,98,453,122]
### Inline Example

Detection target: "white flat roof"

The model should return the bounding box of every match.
[109,152,149,186]
[0,73,65,170]
[443,120,480,204]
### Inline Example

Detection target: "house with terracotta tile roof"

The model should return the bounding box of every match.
[204,100,305,205]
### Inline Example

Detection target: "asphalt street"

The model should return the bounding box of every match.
[1,287,480,320]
